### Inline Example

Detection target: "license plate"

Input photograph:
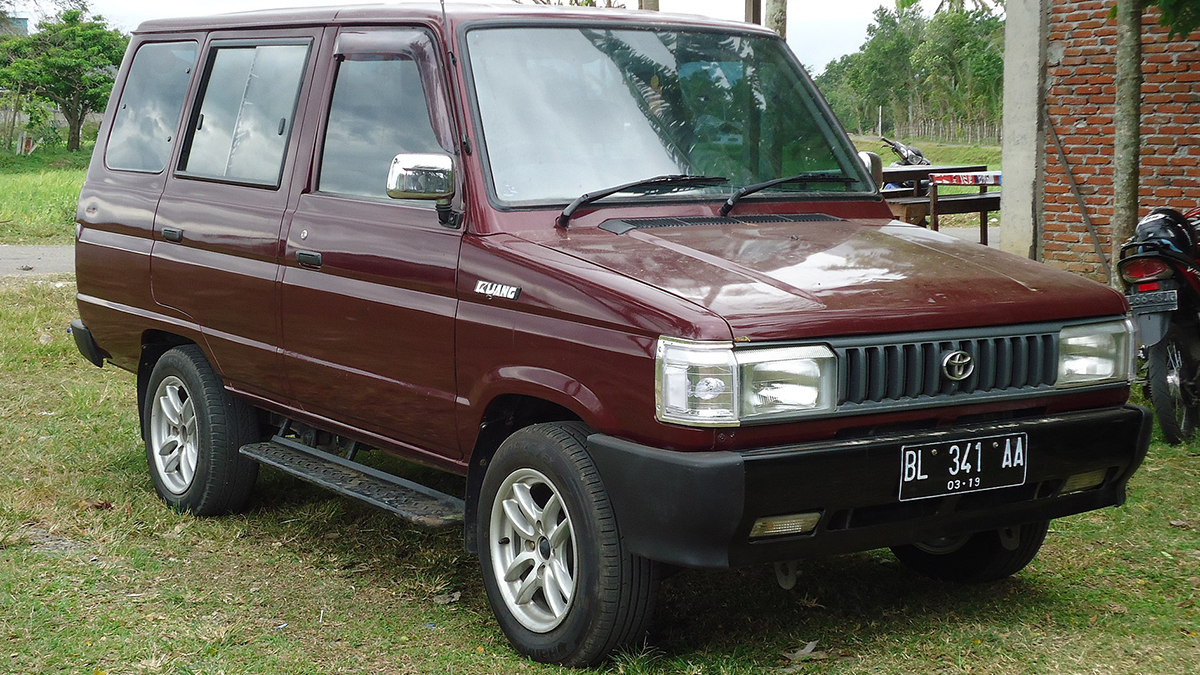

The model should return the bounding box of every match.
[899,433,1028,501]
[1127,289,1177,314]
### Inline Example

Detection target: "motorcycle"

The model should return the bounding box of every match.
[1117,206,1200,444]
[879,137,930,191]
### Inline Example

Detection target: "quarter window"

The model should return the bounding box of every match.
[179,43,309,186]
[105,41,198,173]
[319,32,444,200]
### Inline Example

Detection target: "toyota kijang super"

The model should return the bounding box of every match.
[71,4,1151,666]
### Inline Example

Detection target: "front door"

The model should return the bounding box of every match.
[280,27,463,460]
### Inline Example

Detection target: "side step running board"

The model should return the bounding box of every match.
[240,436,464,527]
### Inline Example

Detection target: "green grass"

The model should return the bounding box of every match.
[1,276,1198,673]
[852,136,1002,171]
[0,146,92,245]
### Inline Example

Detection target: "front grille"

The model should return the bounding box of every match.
[832,329,1059,410]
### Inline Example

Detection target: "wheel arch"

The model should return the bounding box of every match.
[137,330,202,439]
[463,393,583,554]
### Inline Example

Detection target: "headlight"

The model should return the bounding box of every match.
[1056,319,1135,388]
[655,338,837,426]
[656,338,738,426]
[737,346,837,421]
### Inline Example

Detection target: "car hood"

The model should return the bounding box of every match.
[532,218,1127,341]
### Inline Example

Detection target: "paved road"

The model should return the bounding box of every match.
[0,245,74,276]
[941,224,1002,247]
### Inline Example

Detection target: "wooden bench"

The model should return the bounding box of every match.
[885,171,1002,245]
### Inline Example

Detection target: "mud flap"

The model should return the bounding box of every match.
[1134,311,1169,348]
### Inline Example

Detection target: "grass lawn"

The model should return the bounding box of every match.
[1,276,1197,674]
[851,136,1002,172]
[0,147,92,246]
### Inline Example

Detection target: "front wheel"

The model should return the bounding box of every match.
[478,422,659,667]
[1147,331,1199,445]
[890,520,1050,583]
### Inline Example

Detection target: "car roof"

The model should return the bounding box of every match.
[134,2,769,35]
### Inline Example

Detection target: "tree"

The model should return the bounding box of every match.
[0,9,125,151]
[1110,0,1199,277]
[765,0,787,38]
[1149,0,1200,36]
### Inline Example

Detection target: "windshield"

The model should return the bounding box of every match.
[466,26,871,207]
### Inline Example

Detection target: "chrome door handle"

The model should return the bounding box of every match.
[296,250,322,269]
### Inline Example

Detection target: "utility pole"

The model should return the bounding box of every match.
[638,0,659,9]
[765,0,786,38]
[744,0,761,25]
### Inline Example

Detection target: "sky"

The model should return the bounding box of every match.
[10,0,945,74]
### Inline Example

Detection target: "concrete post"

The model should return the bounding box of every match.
[999,0,1050,260]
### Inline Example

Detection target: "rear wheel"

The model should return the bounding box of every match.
[890,520,1050,583]
[1147,331,1199,445]
[144,345,259,515]
[478,422,659,667]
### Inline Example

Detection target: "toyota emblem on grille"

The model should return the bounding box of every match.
[941,350,974,381]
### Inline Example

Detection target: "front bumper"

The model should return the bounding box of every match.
[587,405,1151,568]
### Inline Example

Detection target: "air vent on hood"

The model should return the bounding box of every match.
[599,213,844,235]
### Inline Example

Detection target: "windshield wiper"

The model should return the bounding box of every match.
[556,174,728,228]
[719,172,858,217]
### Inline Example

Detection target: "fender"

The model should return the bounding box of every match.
[1134,311,1169,348]
[465,365,607,440]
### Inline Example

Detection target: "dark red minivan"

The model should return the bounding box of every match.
[72,4,1150,666]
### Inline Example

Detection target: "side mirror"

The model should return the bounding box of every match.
[386,153,455,203]
[858,151,883,190]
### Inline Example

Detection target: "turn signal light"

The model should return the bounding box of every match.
[1062,468,1107,494]
[749,512,821,539]
[1120,258,1172,283]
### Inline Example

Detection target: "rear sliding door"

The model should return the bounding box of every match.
[151,28,325,399]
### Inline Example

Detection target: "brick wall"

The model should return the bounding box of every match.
[1042,2,1199,280]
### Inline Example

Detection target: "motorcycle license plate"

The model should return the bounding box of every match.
[898,433,1028,501]
[1127,289,1178,314]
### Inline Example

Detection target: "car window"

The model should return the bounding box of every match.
[179,43,309,187]
[105,41,198,173]
[319,35,443,200]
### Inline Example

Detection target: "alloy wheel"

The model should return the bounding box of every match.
[488,467,578,633]
[149,375,199,494]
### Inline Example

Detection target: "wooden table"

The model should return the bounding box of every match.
[928,171,1002,244]
[880,165,999,245]
[881,164,987,197]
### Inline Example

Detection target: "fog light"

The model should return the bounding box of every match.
[749,512,821,539]
[1062,469,1107,494]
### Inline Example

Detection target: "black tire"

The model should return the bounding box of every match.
[890,520,1050,583]
[143,345,259,515]
[477,422,659,667]
[1147,332,1199,445]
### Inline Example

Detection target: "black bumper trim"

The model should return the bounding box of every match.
[587,405,1151,568]
[70,319,105,368]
